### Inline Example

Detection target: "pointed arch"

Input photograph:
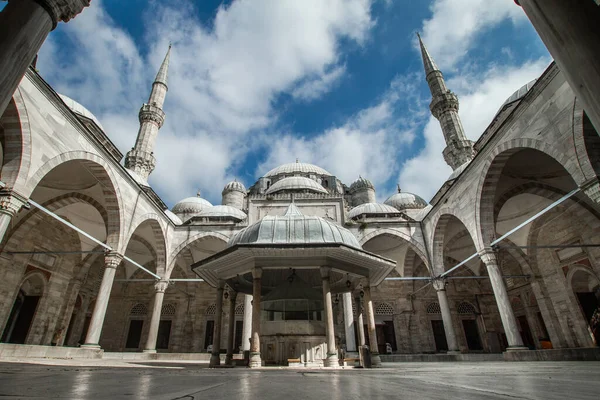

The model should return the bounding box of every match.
[122,214,167,277]
[359,228,430,272]
[0,88,32,190]
[166,232,230,278]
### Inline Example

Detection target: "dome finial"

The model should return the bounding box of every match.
[296,157,299,163]
[397,184,401,193]
[196,189,201,198]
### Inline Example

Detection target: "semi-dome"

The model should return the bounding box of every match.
[348,202,401,219]
[197,205,247,221]
[59,94,105,131]
[349,176,374,192]
[172,192,213,214]
[264,161,331,177]
[265,176,328,195]
[384,187,428,211]
[228,203,361,248]
[222,180,246,194]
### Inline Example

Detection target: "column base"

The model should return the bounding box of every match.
[209,353,221,367]
[80,344,101,349]
[323,353,339,368]
[371,352,382,367]
[506,346,529,352]
[142,349,157,354]
[224,354,233,365]
[447,350,461,355]
[249,352,262,368]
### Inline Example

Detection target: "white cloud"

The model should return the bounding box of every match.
[38,0,376,205]
[419,0,526,69]
[399,58,550,201]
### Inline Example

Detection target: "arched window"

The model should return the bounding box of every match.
[161,303,176,317]
[235,303,244,316]
[130,303,148,316]
[457,302,476,315]
[375,302,394,315]
[205,303,216,316]
[426,302,441,314]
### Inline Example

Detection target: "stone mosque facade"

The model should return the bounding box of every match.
[1,4,600,366]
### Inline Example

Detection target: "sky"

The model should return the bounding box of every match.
[35,0,551,207]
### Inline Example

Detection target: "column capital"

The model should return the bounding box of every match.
[431,278,447,291]
[478,247,498,265]
[33,0,90,29]
[104,251,122,269]
[252,267,262,279]
[0,190,28,217]
[217,279,225,290]
[228,290,238,302]
[154,279,169,293]
[320,266,331,279]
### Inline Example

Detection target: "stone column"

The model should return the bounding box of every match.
[479,248,527,350]
[57,279,82,346]
[432,278,460,353]
[82,251,122,348]
[143,280,169,353]
[363,286,381,367]
[342,292,357,354]
[67,294,90,346]
[0,0,89,116]
[209,281,225,367]
[356,296,366,347]
[249,268,262,368]
[0,191,27,245]
[241,294,252,352]
[225,290,238,365]
[516,0,600,134]
[320,267,338,367]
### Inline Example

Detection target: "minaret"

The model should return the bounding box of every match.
[417,33,474,170]
[125,44,171,181]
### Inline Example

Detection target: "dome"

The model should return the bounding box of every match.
[384,187,428,211]
[349,176,374,192]
[265,176,328,195]
[264,162,332,177]
[348,202,401,219]
[228,203,361,249]
[172,192,213,215]
[58,94,105,131]
[222,180,246,194]
[164,209,183,225]
[197,205,247,221]
[448,161,470,181]
[495,79,537,118]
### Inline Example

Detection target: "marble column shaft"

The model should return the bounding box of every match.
[320,267,338,367]
[480,248,526,349]
[225,291,238,365]
[433,279,460,353]
[57,280,82,346]
[517,0,600,134]
[67,294,90,346]
[0,0,89,116]
[241,294,252,352]
[209,281,225,367]
[249,268,262,368]
[363,286,381,366]
[342,292,357,353]
[143,280,169,353]
[83,251,122,347]
[356,296,366,347]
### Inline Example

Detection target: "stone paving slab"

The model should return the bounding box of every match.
[0,361,599,399]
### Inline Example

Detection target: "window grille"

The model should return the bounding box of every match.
[375,302,394,315]
[426,302,441,314]
[235,303,244,316]
[205,303,216,315]
[130,303,148,316]
[457,302,476,314]
[161,303,176,316]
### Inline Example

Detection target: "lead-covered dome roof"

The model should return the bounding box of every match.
[228,203,361,248]
[384,187,428,211]
[197,205,247,221]
[348,202,401,219]
[349,176,374,192]
[59,94,105,130]
[222,180,246,194]
[265,176,328,195]
[172,192,213,215]
[264,162,331,177]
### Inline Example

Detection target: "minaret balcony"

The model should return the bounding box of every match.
[138,103,165,127]
[430,91,459,119]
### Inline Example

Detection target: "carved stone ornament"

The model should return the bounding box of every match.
[35,0,91,29]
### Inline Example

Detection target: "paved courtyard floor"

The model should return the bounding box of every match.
[0,360,599,399]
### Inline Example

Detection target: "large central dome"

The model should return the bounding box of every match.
[228,203,361,248]
[264,162,332,177]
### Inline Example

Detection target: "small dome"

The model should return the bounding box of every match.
[349,176,374,192]
[495,79,537,118]
[264,162,332,178]
[265,176,328,195]
[197,205,247,221]
[222,180,246,195]
[348,202,401,219]
[384,187,428,211]
[172,191,213,215]
[448,161,470,181]
[228,203,361,248]
[59,94,105,131]
[164,209,183,225]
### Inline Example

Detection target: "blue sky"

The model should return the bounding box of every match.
[36,0,550,207]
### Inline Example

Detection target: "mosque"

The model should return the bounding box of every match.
[0,0,599,367]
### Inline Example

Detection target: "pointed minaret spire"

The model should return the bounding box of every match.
[416,33,474,170]
[125,45,172,182]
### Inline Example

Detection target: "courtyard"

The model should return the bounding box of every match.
[0,361,599,399]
